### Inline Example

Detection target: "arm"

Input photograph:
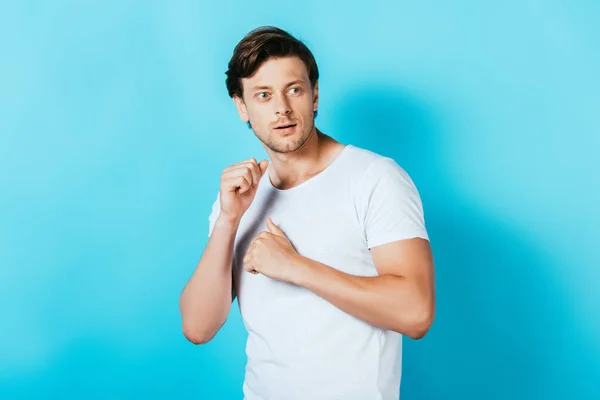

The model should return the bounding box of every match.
[179,157,270,344]
[179,214,239,344]
[242,159,434,338]
[290,237,435,339]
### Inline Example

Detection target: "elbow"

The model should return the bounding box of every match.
[182,324,215,345]
[406,321,432,340]
[179,296,218,345]
[181,320,217,345]
[403,305,435,340]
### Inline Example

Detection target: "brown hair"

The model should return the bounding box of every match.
[225,26,320,100]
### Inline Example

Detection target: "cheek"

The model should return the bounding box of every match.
[296,97,314,114]
[247,105,270,125]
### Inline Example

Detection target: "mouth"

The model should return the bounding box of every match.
[274,123,297,129]
[274,123,297,135]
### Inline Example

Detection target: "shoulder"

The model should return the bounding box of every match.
[344,145,411,185]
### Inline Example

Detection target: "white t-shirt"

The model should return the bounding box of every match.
[208,144,429,400]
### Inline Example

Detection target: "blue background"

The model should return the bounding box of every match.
[1,1,599,399]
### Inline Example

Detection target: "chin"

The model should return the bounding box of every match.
[258,125,312,153]
[265,137,302,153]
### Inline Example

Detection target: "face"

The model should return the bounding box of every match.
[233,56,318,154]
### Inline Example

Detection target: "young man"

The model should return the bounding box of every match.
[179,26,435,400]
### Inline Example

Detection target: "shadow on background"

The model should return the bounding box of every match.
[332,84,599,399]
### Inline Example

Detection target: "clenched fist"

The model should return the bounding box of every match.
[219,158,269,223]
[243,217,300,282]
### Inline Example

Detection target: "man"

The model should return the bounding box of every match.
[179,26,435,400]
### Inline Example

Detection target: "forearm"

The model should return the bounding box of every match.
[179,215,239,344]
[291,256,434,339]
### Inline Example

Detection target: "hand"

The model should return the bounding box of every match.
[219,158,269,222]
[243,217,300,282]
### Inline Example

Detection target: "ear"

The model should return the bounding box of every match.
[233,94,249,122]
[312,81,319,113]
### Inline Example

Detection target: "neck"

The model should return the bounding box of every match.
[266,128,342,190]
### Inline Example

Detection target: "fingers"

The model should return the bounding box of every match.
[258,159,269,176]
[243,251,258,274]
[222,158,268,193]
[243,252,252,268]
[224,164,258,187]
[242,159,261,187]
[225,157,258,170]
[222,174,252,194]
[244,235,268,275]
[221,168,256,194]
[266,217,285,237]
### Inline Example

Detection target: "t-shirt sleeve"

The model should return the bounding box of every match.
[208,191,221,237]
[359,158,429,248]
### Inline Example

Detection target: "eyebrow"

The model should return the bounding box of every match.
[251,79,306,92]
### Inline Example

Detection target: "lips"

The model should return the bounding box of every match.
[275,123,296,129]
[273,123,297,135]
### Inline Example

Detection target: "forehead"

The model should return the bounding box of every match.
[243,56,309,90]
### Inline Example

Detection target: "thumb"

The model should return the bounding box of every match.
[258,159,269,177]
[266,217,286,237]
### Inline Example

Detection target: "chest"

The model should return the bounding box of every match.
[231,184,377,313]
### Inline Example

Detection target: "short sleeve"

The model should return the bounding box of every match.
[359,158,429,248]
[208,191,221,237]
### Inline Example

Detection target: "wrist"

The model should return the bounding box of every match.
[288,254,311,286]
[215,213,241,230]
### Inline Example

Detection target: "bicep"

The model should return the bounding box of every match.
[370,238,435,292]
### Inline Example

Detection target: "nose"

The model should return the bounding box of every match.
[274,94,291,116]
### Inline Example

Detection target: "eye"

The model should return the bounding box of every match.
[256,92,270,100]
[289,87,302,95]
